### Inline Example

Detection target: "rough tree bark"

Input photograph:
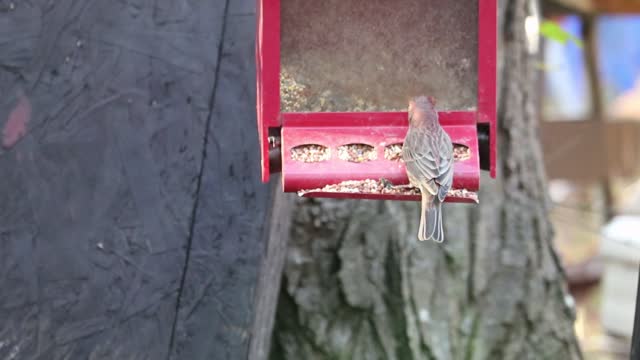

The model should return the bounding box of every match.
[270,1,583,359]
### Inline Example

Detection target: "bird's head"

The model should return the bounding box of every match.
[408,96,437,126]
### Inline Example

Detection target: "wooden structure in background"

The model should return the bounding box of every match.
[550,0,640,13]
[541,121,640,182]
[541,1,640,183]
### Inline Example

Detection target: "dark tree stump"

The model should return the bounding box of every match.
[0,1,277,359]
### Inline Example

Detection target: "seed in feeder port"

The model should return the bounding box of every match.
[291,144,331,163]
[453,144,471,161]
[384,143,471,162]
[384,143,403,161]
[337,144,376,163]
[280,69,308,112]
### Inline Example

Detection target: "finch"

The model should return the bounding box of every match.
[402,96,454,242]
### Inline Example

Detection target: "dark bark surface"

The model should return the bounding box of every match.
[271,1,583,359]
[0,1,271,359]
[249,185,297,360]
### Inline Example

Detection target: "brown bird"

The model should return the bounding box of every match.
[402,96,454,242]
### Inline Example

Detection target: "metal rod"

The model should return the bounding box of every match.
[630,262,640,359]
[268,134,282,174]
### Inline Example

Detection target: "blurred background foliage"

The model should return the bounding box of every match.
[540,5,640,358]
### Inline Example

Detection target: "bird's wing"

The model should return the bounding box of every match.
[435,131,454,201]
[403,128,442,195]
[436,166,453,201]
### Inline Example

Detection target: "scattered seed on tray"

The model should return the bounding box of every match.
[447,188,479,202]
[297,178,478,202]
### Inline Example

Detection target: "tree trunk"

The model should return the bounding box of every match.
[270,0,583,359]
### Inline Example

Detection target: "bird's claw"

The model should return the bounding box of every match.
[379,177,393,189]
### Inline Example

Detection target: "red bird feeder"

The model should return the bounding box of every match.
[256,0,496,203]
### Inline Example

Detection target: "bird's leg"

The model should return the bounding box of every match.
[394,184,415,189]
[393,184,418,190]
[379,177,415,190]
[379,177,394,189]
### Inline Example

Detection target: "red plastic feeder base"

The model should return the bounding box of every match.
[281,112,480,203]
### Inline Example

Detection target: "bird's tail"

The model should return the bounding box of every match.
[419,191,444,242]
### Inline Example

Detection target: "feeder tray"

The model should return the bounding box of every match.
[256,0,497,202]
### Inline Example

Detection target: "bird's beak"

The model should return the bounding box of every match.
[408,100,415,113]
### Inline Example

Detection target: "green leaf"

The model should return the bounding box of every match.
[540,20,584,48]
[533,61,563,72]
